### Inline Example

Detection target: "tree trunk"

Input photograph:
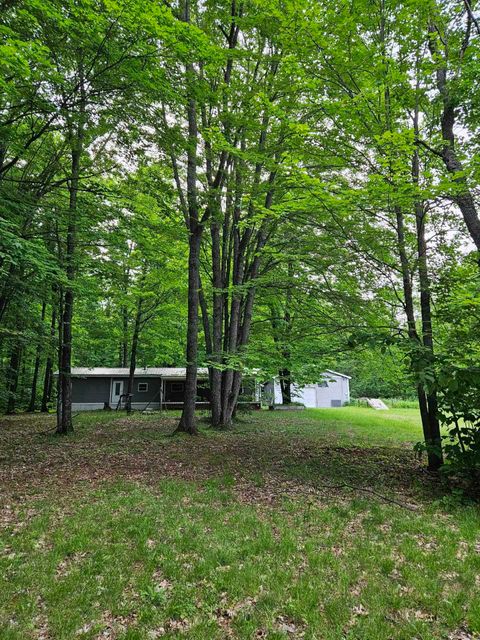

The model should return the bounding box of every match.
[176,0,200,435]
[218,219,255,428]
[279,369,292,404]
[41,304,56,412]
[126,299,142,413]
[0,263,15,325]
[28,353,41,413]
[177,226,202,434]
[415,201,443,469]
[19,356,28,407]
[412,136,443,469]
[6,342,22,414]
[395,207,441,469]
[41,361,53,413]
[28,301,46,412]
[56,192,76,432]
[279,262,293,404]
[210,221,224,427]
[428,24,480,253]
[214,184,271,428]
[56,68,85,435]
[56,290,63,423]
[222,246,264,426]
[438,127,480,253]
[58,287,74,433]
[121,304,128,367]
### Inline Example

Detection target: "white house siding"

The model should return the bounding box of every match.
[273,383,283,405]
[296,385,317,407]
[314,376,348,407]
[272,371,350,408]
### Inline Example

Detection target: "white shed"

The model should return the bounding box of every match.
[271,370,351,408]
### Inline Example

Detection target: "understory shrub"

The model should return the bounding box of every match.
[437,365,480,495]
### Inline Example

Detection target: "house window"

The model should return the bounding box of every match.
[319,380,328,388]
[138,382,148,392]
[171,382,184,392]
[115,382,122,395]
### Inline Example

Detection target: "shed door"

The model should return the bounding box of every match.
[111,380,124,406]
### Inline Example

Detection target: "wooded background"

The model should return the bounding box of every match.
[1,0,479,470]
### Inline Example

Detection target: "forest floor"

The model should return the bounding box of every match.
[0,407,479,639]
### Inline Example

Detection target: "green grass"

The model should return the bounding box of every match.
[303,407,424,444]
[0,407,479,639]
[350,398,420,410]
[382,398,420,409]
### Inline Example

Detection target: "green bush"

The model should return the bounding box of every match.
[437,365,480,495]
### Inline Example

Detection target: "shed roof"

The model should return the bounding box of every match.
[69,367,209,378]
[324,369,351,380]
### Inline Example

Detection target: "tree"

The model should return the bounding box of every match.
[423,2,480,254]
[13,0,166,433]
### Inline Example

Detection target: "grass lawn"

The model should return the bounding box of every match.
[1,407,479,639]
[276,407,425,444]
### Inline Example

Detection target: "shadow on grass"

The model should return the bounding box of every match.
[0,411,443,507]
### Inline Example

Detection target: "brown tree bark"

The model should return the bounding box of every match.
[427,22,480,253]
[177,225,202,434]
[56,289,63,421]
[28,301,46,412]
[175,0,205,435]
[206,213,273,426]
[168,0,241,432]
[0,264,15,325]
[6,342,22,414]
[204,127,276,428]
[395,204,443,471]
[121,307,129,367]
[41,304,56,412]
[274,262,294,405]
[57,240,75,432]
[56,67,86,434]
[209,220,224,427]
[120,266,130,367]
[271,307,292,405]
[279,369,292,405]
[412,115,443,469]
[126,298,143,413]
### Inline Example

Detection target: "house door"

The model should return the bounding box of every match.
[111,380,124,407]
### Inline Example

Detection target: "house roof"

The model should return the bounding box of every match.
[324,369,351,380]
[269,370,351,383]
[69,367,209,378]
